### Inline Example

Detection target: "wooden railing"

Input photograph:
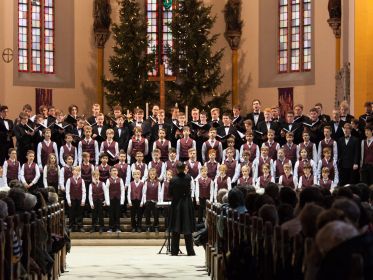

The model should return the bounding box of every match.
[205,201,365,280]
[0,202,67,280]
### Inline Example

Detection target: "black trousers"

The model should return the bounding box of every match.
[361,164,373,185]
[145,201,159,227]
[92,199,104,227]
[171,232,195,255]
[339,167,359,186]
[130,199,143,229]
[70,199,83,227]
[109,198,121,230]
[197,198,207,223]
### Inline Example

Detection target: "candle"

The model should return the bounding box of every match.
[146,103,149,119]
[185,105,188,123]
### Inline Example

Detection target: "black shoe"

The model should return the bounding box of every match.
[155,228,159,233]
[137,228,142,233]
[131,228,136,233]
[90,227,95,233]
[99,227,103,233]
[146,227,150,232]
[188,252,196,256]
[80,227,85,233]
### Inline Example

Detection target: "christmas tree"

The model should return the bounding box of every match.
[103,0,157,110]
[167,0,231,110]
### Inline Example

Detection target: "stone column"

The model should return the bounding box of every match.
[224,0,243,108]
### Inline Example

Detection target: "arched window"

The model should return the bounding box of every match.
[279,0,311,73]
[146,0,173,76]
[18,0,55,74]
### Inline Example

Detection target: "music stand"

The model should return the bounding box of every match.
[157,202,183,255]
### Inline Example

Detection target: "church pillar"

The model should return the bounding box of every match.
[327,1,342,73]
[224,0,243,108]
[93,0,111,111]
[354,1,373,116]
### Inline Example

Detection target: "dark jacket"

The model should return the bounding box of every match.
[168,173,195,235]
[337,136,360,168]
[318,233,373,280]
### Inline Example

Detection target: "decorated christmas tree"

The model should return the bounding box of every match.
[167,0,231,110]
[103,0,157,110]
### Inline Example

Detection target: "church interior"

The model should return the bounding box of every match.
[0,0,373,279]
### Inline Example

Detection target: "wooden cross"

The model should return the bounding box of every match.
[148,64,176,109]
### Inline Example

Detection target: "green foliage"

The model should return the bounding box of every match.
[103,0,157,110]
[166,0,231,111]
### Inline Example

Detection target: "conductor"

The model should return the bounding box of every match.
[168,162,196,256]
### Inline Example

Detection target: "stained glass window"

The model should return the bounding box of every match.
[18,0,55,74]
[146,0,173,76]
[278,0,312,73]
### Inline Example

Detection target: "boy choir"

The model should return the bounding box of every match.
[0,100,372,232]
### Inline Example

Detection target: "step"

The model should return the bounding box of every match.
[66,217,166,225]
[75,225,167,232]
[70,231,169,239]
[72,239,186,247]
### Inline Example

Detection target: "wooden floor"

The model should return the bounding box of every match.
[60,246,209,280]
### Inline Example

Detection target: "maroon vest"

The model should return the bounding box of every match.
[320,159,335,180]
[98,165,110,182]
[6,160,19,181]
[320,139,335,159]
[281,174,295,189]
[204,140,221,161]
[70,178,83,200]
[155,139,169,161]
[299,142,314,160]
[46,166,59,186]
[237,176,253,186]
[242,143,258,162]
[115,162,129,182]
[264,141,278,160]
[108,177,121,199]
[258,157,271,177]
[146,180,159,201]
[64,166,73,185]
[283,143,297,163]
[130,181,144,201]
[163,181,171,201]
[319,179,332,191]
[134,163,146,178]
[198,177,212,199]
[275,158,290,178]
[81,139,96,160]
[63,144,76,161]
[150,161,163,178]
[103,141,116,156]
[24,163,36,184]
[186,161,199,179]
[206,161,218,179]
[364,141,373,165]
[301,175,314,189]
[92,181,105,201]
[166,160,179,175]
[224,160,237,179]
[259,175,272,188]
[81,163,93,182]
[131,137,146,157]
[216,176,228,191]
[179,138,193,159]
[41,141,54,166]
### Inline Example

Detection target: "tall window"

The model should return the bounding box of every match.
[18,0,55,73]
[279,0,311,73]
[146,0,173,76]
